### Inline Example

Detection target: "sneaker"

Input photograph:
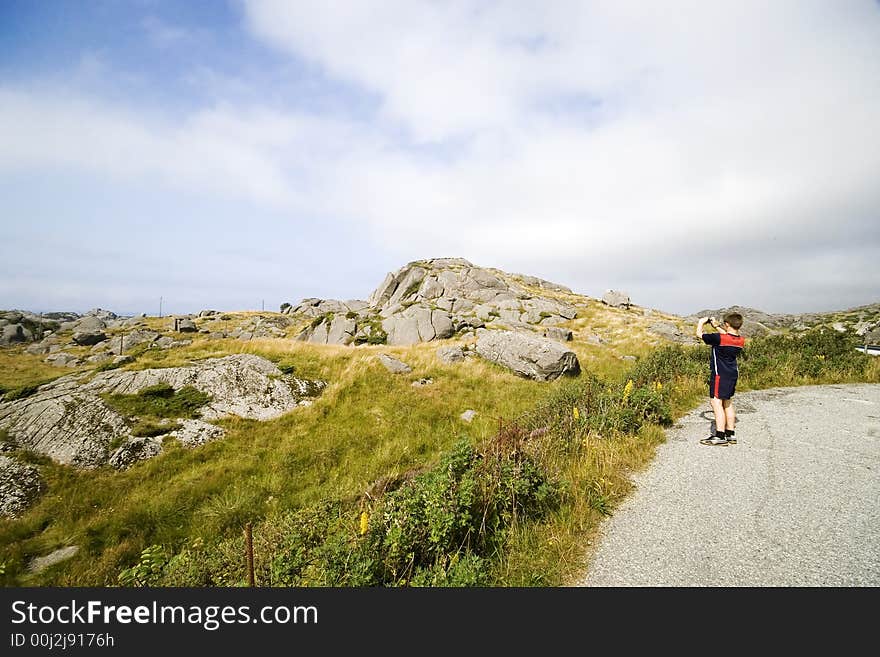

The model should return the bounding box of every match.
[726,436,737,445]
[700,435,729,446]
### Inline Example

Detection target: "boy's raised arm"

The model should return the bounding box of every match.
[696,316,710,337]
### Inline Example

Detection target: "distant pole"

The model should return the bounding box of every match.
[261,299,264,312]
[159,296,163,318]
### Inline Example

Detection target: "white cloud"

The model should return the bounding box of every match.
[2,1,879,312]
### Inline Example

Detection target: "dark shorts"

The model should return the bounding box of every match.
[709,374,737,400]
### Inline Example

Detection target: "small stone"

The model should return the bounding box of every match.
[28,546,80,574]
[460,409,478,422]
[411,378,433,387]
[378,353,412,373]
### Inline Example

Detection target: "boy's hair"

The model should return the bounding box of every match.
[724,313,743,330]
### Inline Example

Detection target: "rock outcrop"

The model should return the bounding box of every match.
[601,290,632,308]
[0,456,42,518]
[475,329,580,381]
[0,355,325,469]
[290,258,580,346]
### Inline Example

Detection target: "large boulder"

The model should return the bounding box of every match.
[475,329,580,381]
[1,324,31,346]
[601,290,631,308]
[72,330,107,346]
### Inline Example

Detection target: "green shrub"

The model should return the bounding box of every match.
[367,436,558,584]
[741,328,867,381]
[118,545,167,586]
[151,435,558,588]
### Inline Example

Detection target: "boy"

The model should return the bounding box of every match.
[696,313,745,446]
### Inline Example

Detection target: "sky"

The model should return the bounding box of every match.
[1,0,879,317]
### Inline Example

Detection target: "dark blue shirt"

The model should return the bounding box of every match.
[702,332,745,378]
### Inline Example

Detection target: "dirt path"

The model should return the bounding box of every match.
[579,383,880,586]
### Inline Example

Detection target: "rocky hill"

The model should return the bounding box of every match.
[287,257,584,346]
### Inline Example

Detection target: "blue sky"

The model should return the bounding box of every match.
[2,1,879,316]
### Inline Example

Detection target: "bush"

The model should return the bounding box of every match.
[368,436,558,584]
[149,435,558,587]
[741,328,867,381]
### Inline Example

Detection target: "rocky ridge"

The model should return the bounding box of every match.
[288,258,580,346]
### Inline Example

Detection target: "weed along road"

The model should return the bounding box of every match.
[580,384,880,586]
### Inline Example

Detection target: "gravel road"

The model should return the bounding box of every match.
[579,383,880,586]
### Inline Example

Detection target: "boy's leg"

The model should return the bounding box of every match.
[701,397,729,445]
[723,399,735,430]
[710,397,726,432]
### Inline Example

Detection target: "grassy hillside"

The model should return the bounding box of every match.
[1,303,878,586]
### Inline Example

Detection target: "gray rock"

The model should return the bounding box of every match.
[86,353,113,365]
[198,310,219,317]
[327,315,357,345]
[73,316,106,332]
[649,321,695,344]
[382,314,421,346]
[109,437,162,469]
[155,336,175,348]
[544,327,573,342]
[86,308,117,320]
[168,419,225,448]
[0,455,42,518]
[45,352,80,367]
[0,355,326,468]
[411,378,433,387]
[515,275,572,294]
[602,290,631,308]
[420,277,445,299]
[280,302,292,314]
[475,329,580,381]
[377,353,412,374]
[72,330,107,346]
[28,546,79,574]
[25,342,50,355]
[177,319,198,333]
[437,345,466,363]
[621,355,637,361]
[1,324,31,345]
[460,409,478,422]
[113,355,134,366]
[106,329,159,355]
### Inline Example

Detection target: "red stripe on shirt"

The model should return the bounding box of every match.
[720,334,745,347]
[714,375,720,397]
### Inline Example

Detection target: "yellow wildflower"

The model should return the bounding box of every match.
[655,381,663,392]
[573,406,580,420]
[359,511,369,535]
[623,379,634,401]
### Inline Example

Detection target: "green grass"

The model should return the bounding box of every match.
[0,323,877,587]
[101,383,211,420]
